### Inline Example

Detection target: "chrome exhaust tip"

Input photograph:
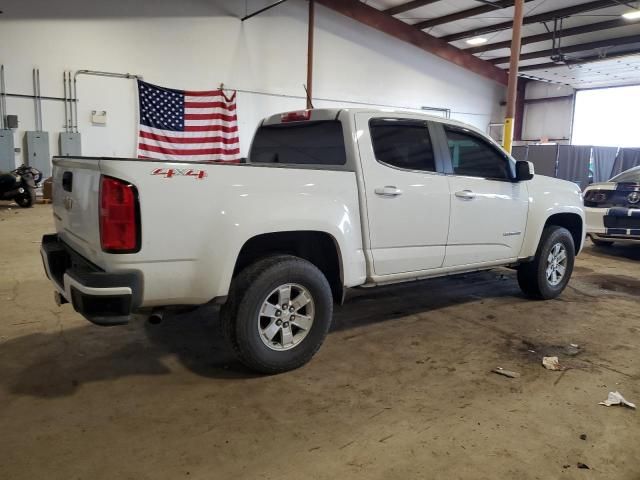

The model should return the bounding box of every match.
[148,309,164,325]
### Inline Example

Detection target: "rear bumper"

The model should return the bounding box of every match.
[40,234,142,325]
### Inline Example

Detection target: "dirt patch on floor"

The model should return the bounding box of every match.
[505,338,592,371]
[573,265,594,275]
[581,274,640,297]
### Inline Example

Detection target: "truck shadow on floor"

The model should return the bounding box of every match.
[0,199,22,208]
[0,204,20,211]
[1,270,522,398]
[584,243,640,262]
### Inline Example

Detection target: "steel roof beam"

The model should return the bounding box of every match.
[466,18,631,54]
[490,34,640,64]
[384,0,443,16]
[315,0,508,84]
[440,0,618,42]
[518,49,640,71]
[414,0,535,30]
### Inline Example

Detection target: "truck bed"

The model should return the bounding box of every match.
[51,156,366,307]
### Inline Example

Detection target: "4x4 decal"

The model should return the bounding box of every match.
[151,168,207,180]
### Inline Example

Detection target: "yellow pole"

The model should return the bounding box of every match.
[503,117,515,154]
[503,0,525,154]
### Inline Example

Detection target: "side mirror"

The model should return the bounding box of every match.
[515,160,534,181]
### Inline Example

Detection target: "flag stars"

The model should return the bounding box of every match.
[139,82,185,131]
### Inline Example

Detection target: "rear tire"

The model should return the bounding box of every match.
[221,255,333,374]
[590,237,614,247]
[517,226,575,300]
[15,191,35,208]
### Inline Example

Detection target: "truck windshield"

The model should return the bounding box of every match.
[250,121,346,166]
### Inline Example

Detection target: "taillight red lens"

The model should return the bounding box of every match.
[99,175,139,253]
[281,110,311,122]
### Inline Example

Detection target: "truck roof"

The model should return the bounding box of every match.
[261,107,485,135]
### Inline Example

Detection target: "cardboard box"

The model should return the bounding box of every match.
[42,177,53,200]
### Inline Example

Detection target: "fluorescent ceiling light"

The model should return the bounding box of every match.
[622,10,640,19]
[466,37,488,45]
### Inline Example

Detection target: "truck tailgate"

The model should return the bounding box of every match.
[52,158,103,263]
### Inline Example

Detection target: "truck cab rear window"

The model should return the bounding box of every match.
[250,121,347,166]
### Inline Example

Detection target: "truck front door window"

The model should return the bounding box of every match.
[445,128,511,180]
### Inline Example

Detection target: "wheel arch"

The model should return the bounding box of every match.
[544,213,584,253]
[233,231,344,303]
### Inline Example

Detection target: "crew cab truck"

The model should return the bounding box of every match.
[41,108,585,373]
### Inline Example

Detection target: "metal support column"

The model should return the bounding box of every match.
[502,0,525,154]
[514,77,527,142]
[306,0,315,109]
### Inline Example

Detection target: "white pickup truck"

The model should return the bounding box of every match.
[42,108,585,373]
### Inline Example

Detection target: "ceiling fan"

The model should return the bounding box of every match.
[548,16,587,67]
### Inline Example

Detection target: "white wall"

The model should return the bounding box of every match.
[0,0,505,169]
[521,81,574,143]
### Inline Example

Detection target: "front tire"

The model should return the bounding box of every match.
[221,255,333,374]
[517,226,575,300]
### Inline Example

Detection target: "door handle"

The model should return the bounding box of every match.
[455,190,476,200]
[374,186,403,197]
[62,171,73,192]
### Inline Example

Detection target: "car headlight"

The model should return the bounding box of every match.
[592,192,608,202]
[584,190,610,207]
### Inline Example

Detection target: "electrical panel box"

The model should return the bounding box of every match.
[25,131,51,177]
[59,132,82,157]
[0,130,15,172]
[6,115,18,129]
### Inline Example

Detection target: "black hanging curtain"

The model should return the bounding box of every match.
[511,145,528,161]
[611,148,640,178]
[591,147,618,183]
[525,145,558,177]
[556,145,591,190]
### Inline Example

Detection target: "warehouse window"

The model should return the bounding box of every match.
[250,121,346,165]
[445,127,511,181]
[369,118,436,172]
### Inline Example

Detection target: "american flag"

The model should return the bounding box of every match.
[137,80,240,162]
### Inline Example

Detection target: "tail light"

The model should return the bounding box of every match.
[99,175,140,253]
[281,110,311,123]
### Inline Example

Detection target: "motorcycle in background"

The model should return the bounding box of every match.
[0,165,43,208]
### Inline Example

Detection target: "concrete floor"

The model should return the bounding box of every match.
[1,203,639,480]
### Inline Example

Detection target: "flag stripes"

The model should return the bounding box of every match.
[137,80,239,162]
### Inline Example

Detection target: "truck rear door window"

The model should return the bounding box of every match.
[369,118,436,172]
[250,121,346,166]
